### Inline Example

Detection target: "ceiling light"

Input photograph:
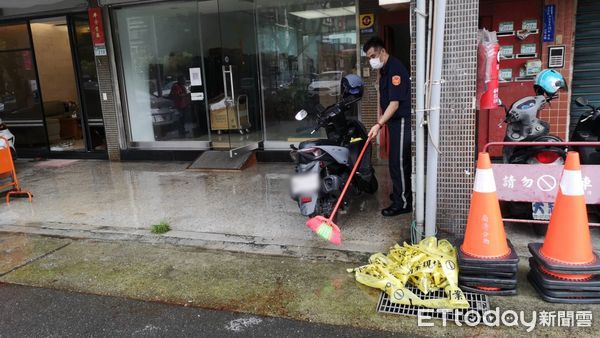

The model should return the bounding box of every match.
[290,6,355,19]
[379,0,411,4]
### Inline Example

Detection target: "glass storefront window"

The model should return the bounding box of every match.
[0,22,48,150]
[256,0,358,143]
[115,2,209,143]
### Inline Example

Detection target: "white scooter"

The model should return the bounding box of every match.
[0,118,16,160]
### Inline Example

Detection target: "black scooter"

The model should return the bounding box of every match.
[290,95,378,218]
[499,93,566,235]
[572,96,600,164]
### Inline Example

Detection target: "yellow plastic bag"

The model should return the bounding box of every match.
[348,236,469,309]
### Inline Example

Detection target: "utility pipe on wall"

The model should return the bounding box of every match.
[425,0,447,236]
[415,0,426,237]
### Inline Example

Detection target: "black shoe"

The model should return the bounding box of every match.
[389,193,394,201]
[381,205,412,217]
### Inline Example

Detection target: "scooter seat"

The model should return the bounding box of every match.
[299,139,338,149]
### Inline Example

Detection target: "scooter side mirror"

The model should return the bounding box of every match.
[575,97,589,107]
[295,109,308,121]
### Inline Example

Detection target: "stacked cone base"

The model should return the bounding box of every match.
[459,284,518,296]
[459,240,519,266]
[459,262,517,273]
[458,240,519,296]
[459,274,517,288]
[528,243,600,273]
[528,258,600,303]
[529,259,600,290]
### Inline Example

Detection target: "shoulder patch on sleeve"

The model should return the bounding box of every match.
[392,75,401,86]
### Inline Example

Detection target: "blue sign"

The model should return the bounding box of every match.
[543,4,556,42]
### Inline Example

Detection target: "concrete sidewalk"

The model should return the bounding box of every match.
[0,233,597,337]
[2,158,599,259]
[0,159,410,261]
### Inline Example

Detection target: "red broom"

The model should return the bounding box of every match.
[306,135,373,245]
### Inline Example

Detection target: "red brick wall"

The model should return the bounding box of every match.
[538,0,576,141]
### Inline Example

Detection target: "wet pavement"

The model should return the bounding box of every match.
[0,159,410,261]
[1,159,599,261]
[0,233,597,337]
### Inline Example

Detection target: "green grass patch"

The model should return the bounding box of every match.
[151,221,171,234]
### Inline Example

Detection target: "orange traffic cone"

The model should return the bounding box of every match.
[460,152,511,259]
[529,151,600,281]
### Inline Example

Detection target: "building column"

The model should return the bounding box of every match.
[90,1,122,161]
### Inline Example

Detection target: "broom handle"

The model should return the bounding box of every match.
[328,136,373,221]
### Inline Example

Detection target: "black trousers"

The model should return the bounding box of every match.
[388,117,412,209]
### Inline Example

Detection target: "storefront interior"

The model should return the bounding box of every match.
[0,9,107,157]
[112,0,359,152]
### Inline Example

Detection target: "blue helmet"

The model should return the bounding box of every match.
[534,69,566,96]
[341,74,364,98]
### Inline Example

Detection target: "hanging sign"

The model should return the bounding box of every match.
[88,7,106,46]
[543,5,556,42]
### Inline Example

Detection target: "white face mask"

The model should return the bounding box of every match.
[369,57,384,70]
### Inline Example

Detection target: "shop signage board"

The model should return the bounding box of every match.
[493,164,600,204]
[543,5,555,42]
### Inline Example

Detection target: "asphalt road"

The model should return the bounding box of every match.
[0,283,403,337]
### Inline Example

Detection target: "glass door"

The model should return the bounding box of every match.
[71,13,107,152]
[29,15,106,154]
[198,0,263,156]
[30,16,87,152]
[0,22,47,155]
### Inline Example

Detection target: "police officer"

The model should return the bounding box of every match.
[364,36,412,216]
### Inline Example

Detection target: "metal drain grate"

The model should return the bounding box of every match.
[377,286,490,321]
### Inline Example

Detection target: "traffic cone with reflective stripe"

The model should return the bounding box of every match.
[460,152,511,259]
[529,151,600,281]
[458,152,519,296]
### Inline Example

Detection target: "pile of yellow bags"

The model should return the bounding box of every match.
[347,237,469,309]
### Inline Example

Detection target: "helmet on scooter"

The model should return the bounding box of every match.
[341,74,364,98]
[534,69,566,97]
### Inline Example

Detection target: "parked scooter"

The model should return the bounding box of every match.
[500,69,567,235]
[0,118,16,160]
[290,74,378,218]
[572,96,600,164]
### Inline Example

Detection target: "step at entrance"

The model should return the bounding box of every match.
[187,150,256,171]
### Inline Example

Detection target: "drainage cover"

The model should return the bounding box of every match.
[376,286,490,321]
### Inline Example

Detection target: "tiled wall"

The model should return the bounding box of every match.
[409,0,479,236]
[538,0,576,141]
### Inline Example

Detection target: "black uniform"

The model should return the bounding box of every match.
[379,56,412,209]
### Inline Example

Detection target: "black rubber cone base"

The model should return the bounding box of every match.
[458,262,518,273]
[529,258,600,290]
[528,243,600,274]
[459,284,518,296]
[459,269,517,279]
[459,275,517,288]
[528,272,600,304]
[459,240,519,265]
